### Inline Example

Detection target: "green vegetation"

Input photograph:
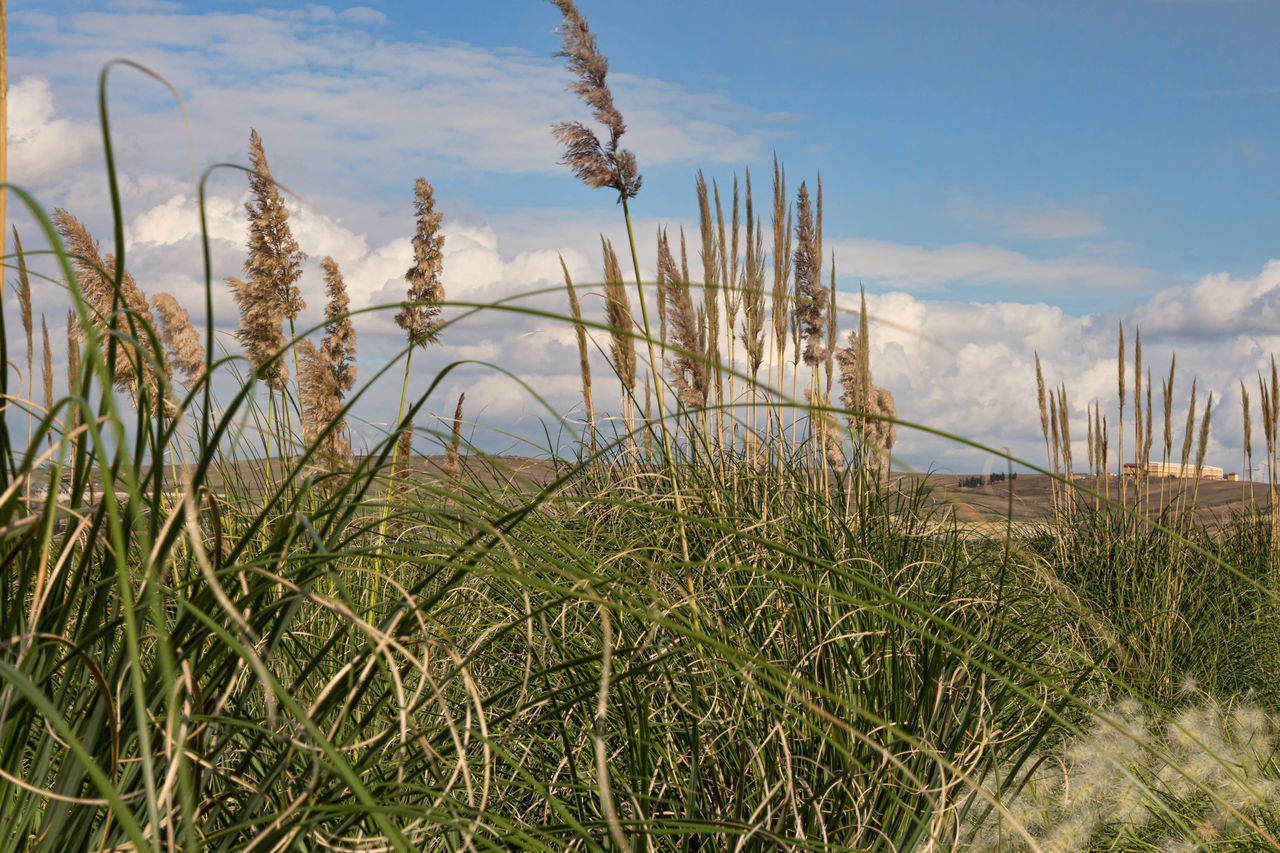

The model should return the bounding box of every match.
[4,2,1280,850]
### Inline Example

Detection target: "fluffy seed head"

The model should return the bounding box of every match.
[244,129,306,322]
[397,177,446,348]
[601,237,636,394]
[792,181,827,367]
[150,293,206,385]
[549,0,641,200]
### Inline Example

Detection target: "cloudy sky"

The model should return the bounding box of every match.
[10,0,1280,474]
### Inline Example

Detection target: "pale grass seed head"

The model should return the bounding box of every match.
[397,177,446,348]
[41,315,52,430]
[150,292,206,385]
[695,173,721,366]
[601,237,636,394]
[549,0,641,200]
[659,230,707,408]
[1181,379,1197,471]
[319,257,356,394]
[13,227,32,370]
[805,387,844,472]
[792,180,827,367]
[1165,354,1176,459]
[738,169,767,379]
[227,274,287,390]
[52,208,169,399]
[245,129,306,322]
[560,254,595,449]
[445,392,465,482]
[770,154,792,359]
[1242,381,1253,463]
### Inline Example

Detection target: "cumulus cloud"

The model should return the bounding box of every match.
[10,3,783,206]
[8,77,95,185]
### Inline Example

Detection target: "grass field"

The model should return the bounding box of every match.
[6,2,1280,850]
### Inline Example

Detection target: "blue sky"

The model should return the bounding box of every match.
[10,0,1280,473]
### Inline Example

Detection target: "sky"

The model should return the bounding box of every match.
[10,0,1280,475]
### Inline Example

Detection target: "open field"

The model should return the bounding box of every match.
[8,3,1280,851]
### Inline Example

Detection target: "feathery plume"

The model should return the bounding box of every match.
[233,131,306,394]
[397,177,446,348]
[1050,392,1061,476]
[696,173,721,369]
[601,237,635,393]
[1059,385,1072,479]
[1144,368,1153,470]
[150,293,206,385]
[41,315,52,447]
[1164,355,1176,461]
[770,155,792,367]
[14,227,32,391]
[725,175,741,329]
[805,387,844,472]
[679,226,690,287]
[298,340,337,459]
[561,255,596,451]
[319,257,356,395]
[1117,322,1125,480]
[659,230,706,408]
[52,208,168,398]
[792,181,827,366]
[227,275,287,389]
[1260,376,1274,469]
[1181,379,1198,474]
[392,418,415,494]
[1036,353,1050,449]
[1087,401,1095,478]
[739,171,767,380]
[1134,329,1142,470]
[549,0,641,200]
[835,297,894,465]
[874,386,898,457]
[1195,393,1213,477]
[1243,380,1253,469]
[654,227,668,349]
[66,311,80,433]
[445,392,465,482]
[824,254,837,393]
[298,258,357,467]
[856,288,872,433]
[1095,405,1104,479]
[245,129,306,321]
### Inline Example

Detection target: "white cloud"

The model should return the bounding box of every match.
[956,198,1106,240]
[831,237,1159,292]
[8,77,95,185]
[10,4,782,206]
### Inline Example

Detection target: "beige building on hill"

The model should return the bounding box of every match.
[1122,461,1236,481]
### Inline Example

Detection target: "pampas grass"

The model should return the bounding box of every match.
[150,292,205,386]
[298,257,356,469]
[659,229,706,409]
[389,177,446,488]
[600,236,636,398]
[560,254,596,453]
[792,180,826,369]
[444,392,464,483]
[549,0,640,200]
[52,208,169,405]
